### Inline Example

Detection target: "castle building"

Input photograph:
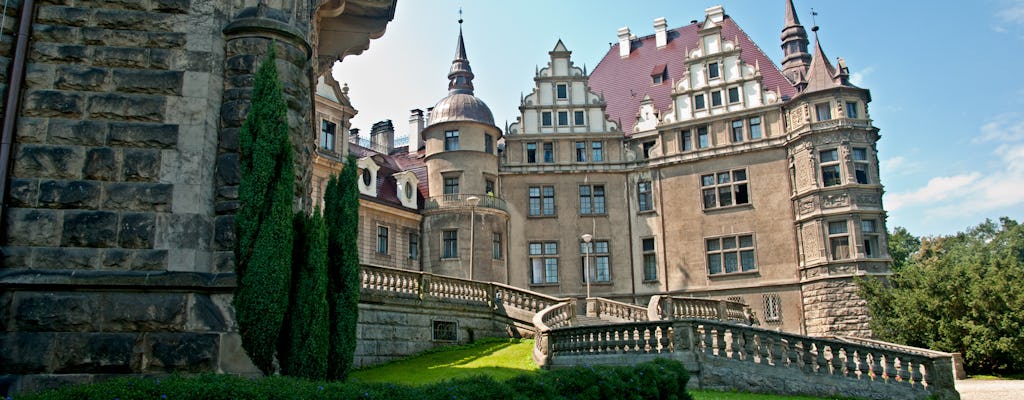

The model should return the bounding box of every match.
[344,2,888,336]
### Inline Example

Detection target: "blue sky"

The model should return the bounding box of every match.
[333,1,1024,237]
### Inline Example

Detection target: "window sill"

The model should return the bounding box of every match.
[637,209,657,216]
[642,280,660,284]
[702,203,753,214]
[708,270,759,278]
[440,257,460,261]
[579,213,608,218]
[527,214,558,219]
[582,281,613,286]
[529,283,560,288]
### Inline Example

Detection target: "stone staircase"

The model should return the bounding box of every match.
[571,315,605,326]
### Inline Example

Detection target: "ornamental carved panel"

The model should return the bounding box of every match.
[821,193,849,209]
[798,197,817,215]
[801,222,822,262]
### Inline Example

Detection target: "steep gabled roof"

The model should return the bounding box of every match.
[349,143,427,210]
[590,16,797,134]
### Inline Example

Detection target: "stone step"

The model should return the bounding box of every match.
[573,315,606,326]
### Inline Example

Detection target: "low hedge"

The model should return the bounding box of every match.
[17,358,692,400]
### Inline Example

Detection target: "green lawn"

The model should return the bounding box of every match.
[349,338,850,400]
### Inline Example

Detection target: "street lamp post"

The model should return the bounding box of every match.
[581,233,593,299]
[466,195,480,280]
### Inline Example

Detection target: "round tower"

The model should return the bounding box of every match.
[421,20,508,282]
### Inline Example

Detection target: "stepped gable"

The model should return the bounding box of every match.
[590,16,798,135]
[349,143,427,209]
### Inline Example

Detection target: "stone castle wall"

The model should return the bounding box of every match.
[801,277,871,337]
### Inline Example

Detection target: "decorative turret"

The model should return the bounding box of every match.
[427,18,495,127]
[802,28,855,93]
[781,0,812,88]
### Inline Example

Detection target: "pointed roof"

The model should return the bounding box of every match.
[551,39,569,53]
[784,0,801,28]
[803,32,843,93]
[447,25,476,95]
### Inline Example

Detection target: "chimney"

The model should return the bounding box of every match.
[409,109,425,151]
[705,5,725,24]
[370,120,394,154]
[654,17,668,48]
[617,27,631,58]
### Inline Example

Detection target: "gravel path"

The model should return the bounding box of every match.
[957,379,1024,400]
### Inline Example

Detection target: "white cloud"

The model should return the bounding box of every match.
[886,173,981,211]
[849,66,875,87]
[997,1,1024,24]
[975,112,1024,143]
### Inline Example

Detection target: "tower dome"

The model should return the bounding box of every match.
[426,24,495,127]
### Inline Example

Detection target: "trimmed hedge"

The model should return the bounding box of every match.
[18,359,693,400]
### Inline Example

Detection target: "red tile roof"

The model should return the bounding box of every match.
[590,16,797,135]
[349,142,427,210]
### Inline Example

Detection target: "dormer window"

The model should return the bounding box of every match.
[556,83,568,99]
[361,169,372,186]
[356,157,379,197]
[707,62,720,80]
[651,64,668,85]
[405,182,413,200]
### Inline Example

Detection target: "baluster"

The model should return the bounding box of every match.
[830,345,843,376]
[871,351,885,381]
[661,326,672,353]
[801,340,816,374]
[786,339,800,368]
[730,329,743,360]
[743,330,756,362]
[715,326,727,357]
[816,343,829,375]
[759,334,772,365]
[857,350,870,380]
[898,357,912,386]
[913,359,926,389]
[884,353,899,382]
[646,326,657,353]
[772,336,784,367]
[845,348,858,378]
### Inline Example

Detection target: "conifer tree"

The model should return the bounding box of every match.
[279,209,329,379]
[324,155,361,380]
[232,44,294,375]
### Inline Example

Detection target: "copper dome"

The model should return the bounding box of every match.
[427,93,495,127]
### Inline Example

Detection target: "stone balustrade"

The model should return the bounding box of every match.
[531,300,577,367]
[650,295,750,323]
[539,318,959,400]
[588,297,649,322]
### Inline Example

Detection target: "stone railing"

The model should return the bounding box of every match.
[588,297,649,322]
[423,193,508,212]
[649,295,750,323]
[539,318,959,400]
[531,299,578,367]
[808,117,874,132]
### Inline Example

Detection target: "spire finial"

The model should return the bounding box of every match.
[810,8,819,31]
[458,7,463,25]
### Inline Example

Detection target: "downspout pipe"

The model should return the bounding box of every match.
[0,0,36,230]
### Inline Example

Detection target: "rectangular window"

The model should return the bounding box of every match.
[528,186,556,216]
[815,103,832,121]
[543,142,554,163]
[820,149,841,187]
[443,176,459,195]
[701,168,749,209]
[529,242,559,284]
[829,221,850,260]
[707,62,720,79]
[579,185,606,215]
[591,142,603,162]
[484,134,493,154]
[526,142,537,163]
[731,120,744,143]
[706,234,756,275]
[581,240,610,283]
[680,129,692,151]
[493,232,502,260]
[575,141,586,162]
[574,110,585,126]
[321,120,336,151]
[409,233,419,260]
[557,111,569,126]
[541,111,552,127]
[694,94,706,110]
[846,101,858,118]
[748,116,762,140]
[556,83,568,99]
[485,179,495,196]
[444,130,459,150]
[642,141,655,159]
[642,238,657,281]
[853,147,869,184]
[727,87,740,103]
[763,293,782,323]
[376,226,389,254]
[697,126,709,148]
[443,230,458,259]
[711,91,723,107]
[432,320,458,341]
[638,181,652,212]
[862,220,880,258]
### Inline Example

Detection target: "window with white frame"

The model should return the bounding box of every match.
[321,120,336,151]
[638,181,653,212]
[443,176,459,196]
[557,111,569,126]
[820,149,841,187]
[694,94,706,110]
[727,87,740,103]
[543,142,554,163]
[749,116,762,140]
[542,111,552,127]
[526,142,537,163]
[575,141,586,162]
[707,62,720,80]
[556,83,568,99]
[706,234,756,275]
[862,219,880,258]
[853,147,869,184]
[376,226,389,254]
[591,142,603,162]
[361,168,372,187]
[442,230,458,259]
[711,91,723,107]
[697,126,710,148]
[731,120,744,142]
[579,185,606,215]
[580,240,610,283]
[408,232,419,260]
[846,101,858,118]
[528,186,555,217]
[574,110,585,126]
[815,102,832,121]
[763,293,782,324]
[642,238,657,281]
[444,130,459,150]
[529,242,559,284]
[680,129,692,151]
[701,168,749,209]
[828,221,850,260]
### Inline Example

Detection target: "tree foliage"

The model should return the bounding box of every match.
[324,155,361,380]
[232,45,294,375]
[860,218,1024,374]
[279,209,330,379]
[887,226,921,272]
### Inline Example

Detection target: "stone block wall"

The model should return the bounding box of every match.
[801,277,871,337]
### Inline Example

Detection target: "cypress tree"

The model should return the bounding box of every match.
[324,155,361,380]
[232,44,294,375]
[279,209,329,379]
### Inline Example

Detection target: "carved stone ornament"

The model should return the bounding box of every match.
[821,193,849,208]
[798,197,816,215]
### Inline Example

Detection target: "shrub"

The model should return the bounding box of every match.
[279,209,330,379]
[324,155,361,380]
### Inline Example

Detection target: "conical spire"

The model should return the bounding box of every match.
[781,0,811,87]
[803,29,840,93]
[447,20,476,95]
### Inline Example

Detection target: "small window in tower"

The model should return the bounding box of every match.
[708,62,720,80]
[651,64,668,85]
[846,101,859,118]
[815,103,832,121]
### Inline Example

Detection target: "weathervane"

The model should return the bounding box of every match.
[458,7,463,25]
[810,8,819,32]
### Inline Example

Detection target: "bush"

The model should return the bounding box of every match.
[278,209,330,379]
[324,155,361,380]
[17,359,692,400]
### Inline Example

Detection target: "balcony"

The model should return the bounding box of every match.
[423,193,507,212]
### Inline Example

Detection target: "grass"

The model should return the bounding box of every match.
[350,338,853,400]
